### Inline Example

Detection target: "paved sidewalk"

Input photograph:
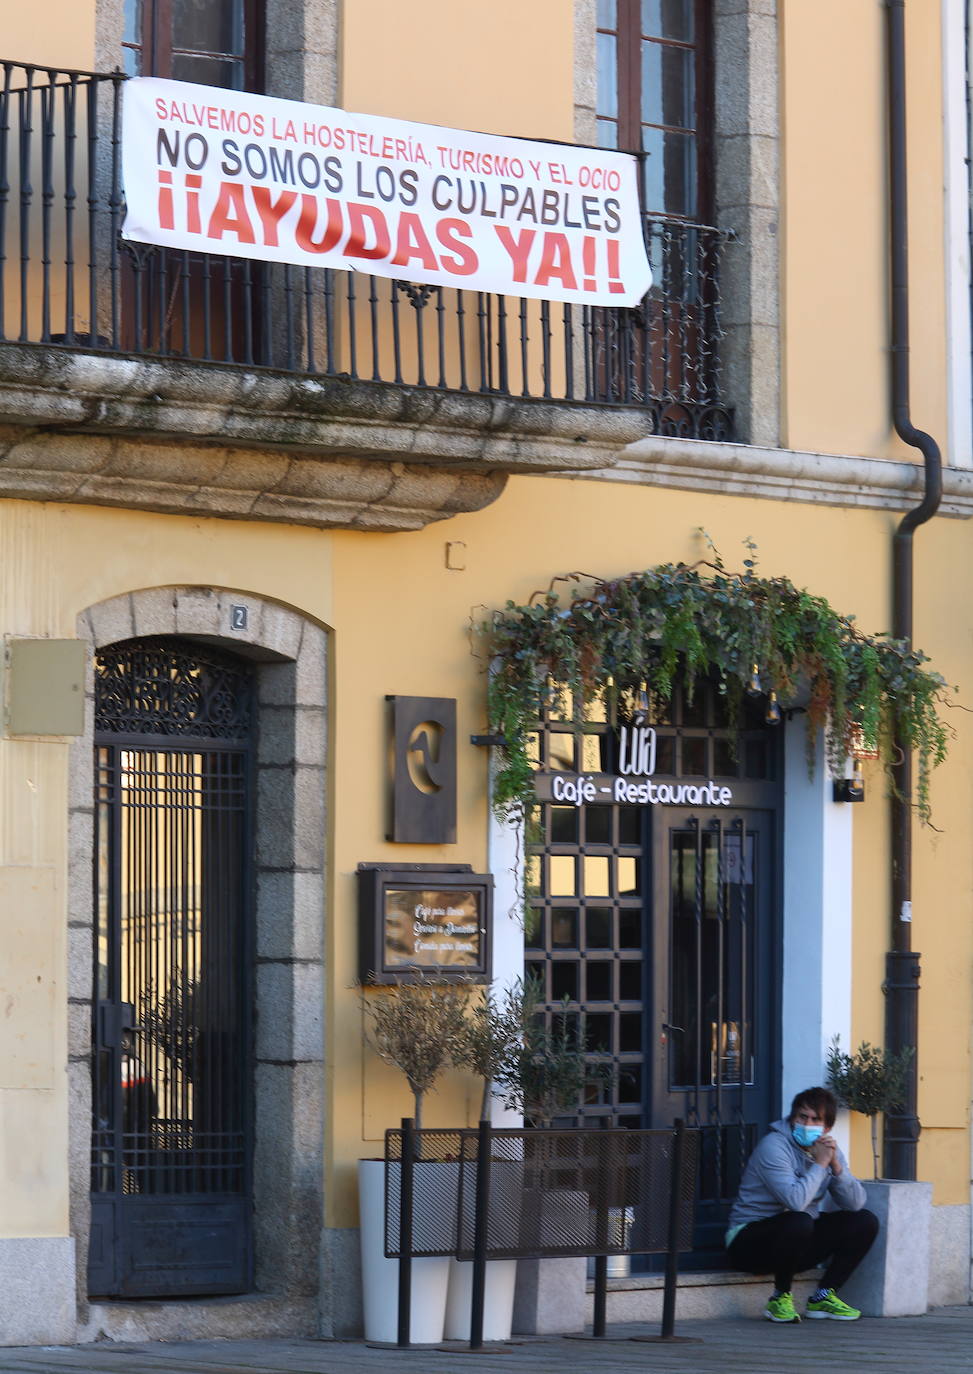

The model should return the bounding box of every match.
[3,1307,973,1374]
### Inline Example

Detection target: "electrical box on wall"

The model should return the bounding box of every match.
[6,638,87,736]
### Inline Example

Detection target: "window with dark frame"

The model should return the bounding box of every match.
[122,0,263,92]
[596,0,712,222]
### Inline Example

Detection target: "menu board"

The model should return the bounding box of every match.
[358,864,492,983]
[384,887,483,970]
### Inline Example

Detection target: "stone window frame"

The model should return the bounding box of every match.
[574,0,780,447]
[96,0,339,106]
[67,587,327,1329]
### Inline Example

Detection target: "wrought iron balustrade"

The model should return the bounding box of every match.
[0,59,734,439]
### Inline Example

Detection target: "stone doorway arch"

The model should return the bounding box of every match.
[68,587,328,1339]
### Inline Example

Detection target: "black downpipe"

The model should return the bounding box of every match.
[884,0,943,1180]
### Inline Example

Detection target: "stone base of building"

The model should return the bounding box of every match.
[0,1238,76,1346]
[79,1294,317,1345]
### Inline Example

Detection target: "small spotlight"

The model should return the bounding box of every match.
[746,663,761,696]
[765,690,781,725]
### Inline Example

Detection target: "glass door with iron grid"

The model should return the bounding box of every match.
[89,638,254,1298]
[651,805,775,1263]
[524,681,780,1264]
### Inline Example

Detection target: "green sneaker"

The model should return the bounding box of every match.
[806,1289,861,1321]
[764,1291,801,1323]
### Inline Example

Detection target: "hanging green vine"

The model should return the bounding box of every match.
[477,556,951,826]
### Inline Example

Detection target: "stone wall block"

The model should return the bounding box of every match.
[253,1061,295,1290]
[67,808,95,926]
[255,764,296,870]
[68,1001,92,1058]
[173,587,222,638]
[131,587,178,639]
[258,661,298,709]
[320,1228,363,1337]
[255,962,295,1063]
[256,870,296,961]
[293,630,328,707]
[215,592,264,648]
[295,707,327,767]
[257,705,297,768]
[259,604,305,661]
[291,870,326,962]
[928,1203,972,1307]
[292,766,326,871]
[68,924,93,1002]
[714,11,750,137]
[292,963,325,1063]
[67,741,94,814]
[86,595,135,649]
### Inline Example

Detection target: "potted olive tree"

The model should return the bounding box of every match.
[825,1035,914,1180]
[825,1035,930,1316]
[358,976,470,1343]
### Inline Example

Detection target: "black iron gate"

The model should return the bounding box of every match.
[88,638,254,1298]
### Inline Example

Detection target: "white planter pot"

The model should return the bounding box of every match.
[358,1159,452,1343]
[444,1258,518,1341]
[444,1156,523,1340]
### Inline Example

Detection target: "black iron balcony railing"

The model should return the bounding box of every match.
[0,60,734,440]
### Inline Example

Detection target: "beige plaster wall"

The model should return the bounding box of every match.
[340,0,576,139]
[3,2,95,71]
[780,1,949,462]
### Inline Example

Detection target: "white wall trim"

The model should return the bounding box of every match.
[943,0,973,468]
[562,436,973,516]
[781,723,853,1154]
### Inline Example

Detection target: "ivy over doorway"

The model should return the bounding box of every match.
[478,556,950,825]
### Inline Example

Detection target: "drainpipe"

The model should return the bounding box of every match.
[884,0,943,1180]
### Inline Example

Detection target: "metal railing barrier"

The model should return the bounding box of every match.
[385,1117,700,1349]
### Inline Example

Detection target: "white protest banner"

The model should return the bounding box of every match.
[121,78,652,308]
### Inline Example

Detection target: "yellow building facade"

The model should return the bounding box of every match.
[0,0,971,1344]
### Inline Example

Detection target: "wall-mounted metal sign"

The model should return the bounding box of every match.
[387,695,457,844]
[358,863,492,984]
[533,716,735,808]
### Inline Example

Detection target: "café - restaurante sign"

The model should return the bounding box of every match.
[533,717,735,808]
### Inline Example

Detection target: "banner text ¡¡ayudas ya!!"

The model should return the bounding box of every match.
[121,78,652,308]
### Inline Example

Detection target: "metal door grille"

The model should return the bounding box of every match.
[89,638,254,1297]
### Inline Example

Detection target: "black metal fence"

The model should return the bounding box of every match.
[385,1119,699,1347]
[1,59,734,438]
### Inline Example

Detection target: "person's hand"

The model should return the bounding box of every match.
[809,1134,837,1170]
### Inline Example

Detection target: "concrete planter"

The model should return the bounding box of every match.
[840,1179,933,1316]
[512,1189,590,1335]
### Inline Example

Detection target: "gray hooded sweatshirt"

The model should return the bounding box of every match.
[727,1118,867,1238]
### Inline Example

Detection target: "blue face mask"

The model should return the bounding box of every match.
[792,1123,824,1148]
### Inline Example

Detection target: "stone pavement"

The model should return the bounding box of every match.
[2,1307,973,1374]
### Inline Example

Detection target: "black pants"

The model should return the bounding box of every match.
[726,1209,879,1293]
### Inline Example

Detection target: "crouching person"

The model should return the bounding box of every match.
[726,1086,879,1323]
